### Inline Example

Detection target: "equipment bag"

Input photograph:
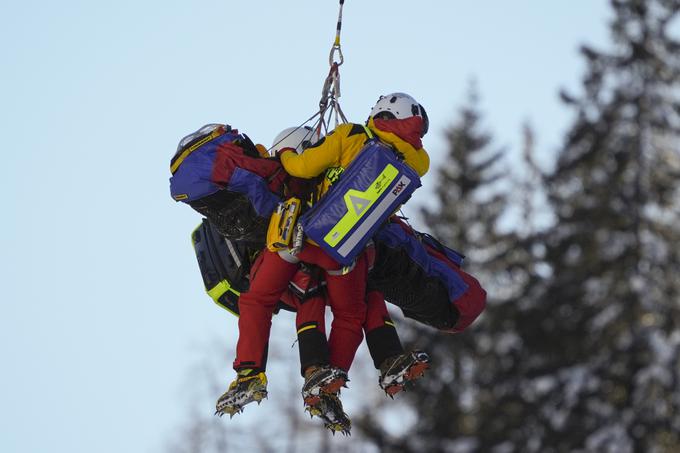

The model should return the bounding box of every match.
[170,124,285,242]
[266,197,302,252]
[191,218,257,315]
[299,140,421,266]
[191,219,322,316]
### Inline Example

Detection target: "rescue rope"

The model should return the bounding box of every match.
[269,0,348,153]
[329,0,345,67]
[316,0,347,135]
[266,110,323,155]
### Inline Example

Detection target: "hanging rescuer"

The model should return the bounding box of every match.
[216,92,431,420]
[212,0,435,430]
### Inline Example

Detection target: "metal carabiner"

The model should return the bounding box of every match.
[329,44,344,67]
[319,63,337,110]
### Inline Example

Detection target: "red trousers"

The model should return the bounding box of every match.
[234,245,368,372]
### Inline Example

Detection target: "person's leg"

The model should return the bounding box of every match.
[363,290,431,396]
[285,267,349,384]
[324,254,368,372]
[295,244,368,372]
[216,250,300,417]
[363,290,404,369]
[286,270,349,432]
[298,293,348,405]
[233,249,298,372]
[295,293,329,374]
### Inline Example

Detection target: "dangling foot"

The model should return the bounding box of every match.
[378,350,430,397]
[305,393,351,436]
[215,369,268,418]
[301,365,349,406]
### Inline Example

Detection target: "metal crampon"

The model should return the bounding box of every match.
[305,393,351,436]
[215,371,268,418]
[378,350,431,397]
[301,365,349,406]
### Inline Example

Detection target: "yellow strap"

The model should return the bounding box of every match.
[235,371,267,386]
[334,0,344,46]
[207,280,240,301]
[362,125,374,139]
[384,320,396,328]
[170,128,224,174]
[206,281,240,316]
[297,324,318,335]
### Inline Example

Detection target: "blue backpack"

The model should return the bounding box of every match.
[170,124,286,242]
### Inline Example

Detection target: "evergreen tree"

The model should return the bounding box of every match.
[420,84,507,271]
[480,0,680,450]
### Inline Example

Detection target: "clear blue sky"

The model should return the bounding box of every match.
[1,1,610,451]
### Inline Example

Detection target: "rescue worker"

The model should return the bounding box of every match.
[216,93,431,423]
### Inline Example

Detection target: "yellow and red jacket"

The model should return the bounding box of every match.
[279,119,429,202]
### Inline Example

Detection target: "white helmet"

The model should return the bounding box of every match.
[270,126,322,155]
[369,92,429,137]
